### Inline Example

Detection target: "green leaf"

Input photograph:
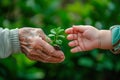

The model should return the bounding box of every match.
[58,35,65,38]
[58,29,64,34]
[55,40,62,45]
[55,27,64,34]
[50,29,56,34]
[48,34,55,37]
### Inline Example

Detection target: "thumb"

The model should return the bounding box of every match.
[73,25,88,33]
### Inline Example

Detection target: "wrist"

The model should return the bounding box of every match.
[98,30,113,49]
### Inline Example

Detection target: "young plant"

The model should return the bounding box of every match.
[48,27,65,50]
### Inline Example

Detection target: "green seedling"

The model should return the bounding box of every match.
[48,27,65,50]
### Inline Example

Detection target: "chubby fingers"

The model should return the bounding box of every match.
[65,27,78,34]
[68,40,79,47]
[67,34,78,40]
[71,46,82,53]
[65,25,89,34]
[65,28,73,34]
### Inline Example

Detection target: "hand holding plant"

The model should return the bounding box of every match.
[19,27,65,63]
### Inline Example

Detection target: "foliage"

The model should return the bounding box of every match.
[0,0,120,80]
[48,27,65,46]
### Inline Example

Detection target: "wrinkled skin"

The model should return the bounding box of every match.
[19,28,65,63]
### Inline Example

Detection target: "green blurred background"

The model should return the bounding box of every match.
[0,0,120,80]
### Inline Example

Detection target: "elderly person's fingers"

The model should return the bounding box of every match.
[20,44,48,62]
[20,36,65,63]
[20,45,30,55]
[27,50,49,63]
[27,49,64,63]
[23,49,63,63]
[33,37,65,59]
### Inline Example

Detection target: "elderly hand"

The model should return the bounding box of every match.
[19,28,65,63]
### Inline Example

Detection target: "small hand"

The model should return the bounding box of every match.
[19,28,65,63]
[65,25,100,53]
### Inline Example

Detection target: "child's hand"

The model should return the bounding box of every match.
[65,25,100,53]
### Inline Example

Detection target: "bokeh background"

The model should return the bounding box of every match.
[0,0,120,80]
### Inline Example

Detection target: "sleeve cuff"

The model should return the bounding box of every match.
[10,28,21,54]
[110,25,120,54]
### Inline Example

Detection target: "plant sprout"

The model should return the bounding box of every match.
[48,27,65,47]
